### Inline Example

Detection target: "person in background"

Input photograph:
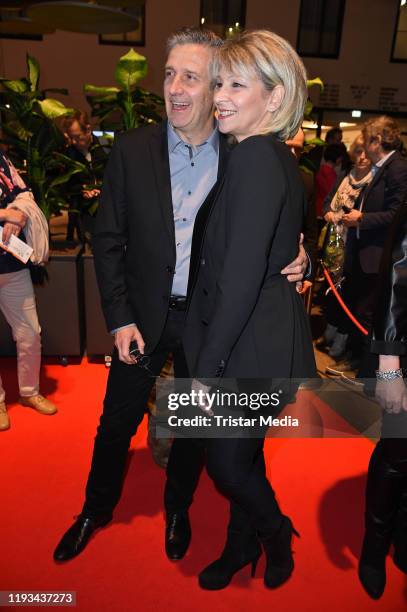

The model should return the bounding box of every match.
[62,111,108,244]
[300,126,343,176]
[358,203,407,600]
[321,135,373,362]
[315,143,346,220]
[342,116,407,378]
[0,151,57,431]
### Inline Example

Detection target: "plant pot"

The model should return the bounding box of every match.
[0,245,86,358]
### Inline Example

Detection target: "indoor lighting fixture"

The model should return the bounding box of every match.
[201,17,205,24]
[302,121,331,130]
[351,110,362,118]
[339,122,357,128]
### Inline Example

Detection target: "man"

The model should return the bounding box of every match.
[300,125,344,175]
[53,27,308,563]
[341,116,407,376]
[62,111,108,243]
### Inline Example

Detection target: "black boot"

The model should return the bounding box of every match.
[259,515,299,589]
[198,529,262,590]
[393,488,407,574]
[358,522,391,600]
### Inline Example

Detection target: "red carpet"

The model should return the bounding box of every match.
[1,357,406,611]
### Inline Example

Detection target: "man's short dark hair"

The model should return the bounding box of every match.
[166,27,223,56]
[324,143,346,164]
[325,127,343,144]
[61,110,90,133]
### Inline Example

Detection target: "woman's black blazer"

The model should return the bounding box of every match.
[183,134,316,379]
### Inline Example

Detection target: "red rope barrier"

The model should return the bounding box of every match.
[322,264,368,336]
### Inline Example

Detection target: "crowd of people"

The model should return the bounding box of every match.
[0,25,406,601]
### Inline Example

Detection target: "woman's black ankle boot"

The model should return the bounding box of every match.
[358,524,391,600]
[198,530,262,590]
[259,515,299,589]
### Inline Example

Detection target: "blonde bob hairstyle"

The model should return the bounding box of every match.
[212,30,307,141]
[349,134,366,162]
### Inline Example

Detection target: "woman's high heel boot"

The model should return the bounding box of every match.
[358,520,391,600]
[393,489,407,574]
[198,530,262,590]
[259,515,299,589]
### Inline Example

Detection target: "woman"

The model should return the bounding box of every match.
[183,30,316,590]
[0,150,57,430]
[358,203,407,600]
[322,136,373,360]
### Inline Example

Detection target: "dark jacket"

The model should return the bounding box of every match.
[65,136,108,211]
[348,151,407,274]
[92,121,230,352]
[371,204,407,357]
[183,134,316,379]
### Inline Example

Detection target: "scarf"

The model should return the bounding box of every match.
[330,169,373,213]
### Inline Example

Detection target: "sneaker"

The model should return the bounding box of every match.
[20,394,57,415]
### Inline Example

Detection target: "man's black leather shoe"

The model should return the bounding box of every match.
[165,512,191,560]
[53,515,112,562]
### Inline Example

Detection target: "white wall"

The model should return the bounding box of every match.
[0,0,405,117]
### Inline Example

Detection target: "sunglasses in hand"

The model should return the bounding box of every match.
[129,341,152,373]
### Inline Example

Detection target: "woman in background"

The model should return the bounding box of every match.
[358,203,407,599]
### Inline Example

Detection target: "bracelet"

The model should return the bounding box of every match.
[375,368,404,381]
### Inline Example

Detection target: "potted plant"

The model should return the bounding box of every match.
[84,48,164,132]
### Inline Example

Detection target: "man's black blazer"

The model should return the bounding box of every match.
[92,120,230,353]
[347,151,407,274]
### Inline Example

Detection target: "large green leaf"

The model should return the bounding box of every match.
[84,84,120,95]
[47,167,84,191]
[36,98,74,119]
[307,77,324,92]
[115,49,147,91]
[0,79,29,93]
[27,54,40,92]
[53,152,88,171]
[304,100,313,118]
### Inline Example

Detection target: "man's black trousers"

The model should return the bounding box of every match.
[82,310,204,518]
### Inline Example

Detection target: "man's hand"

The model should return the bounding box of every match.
[375,378,407,414]
[191,378,214,416]
[82,188,100,199]
[115,325,145,365]
[343,210,362,227]
[281,233,308,283]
